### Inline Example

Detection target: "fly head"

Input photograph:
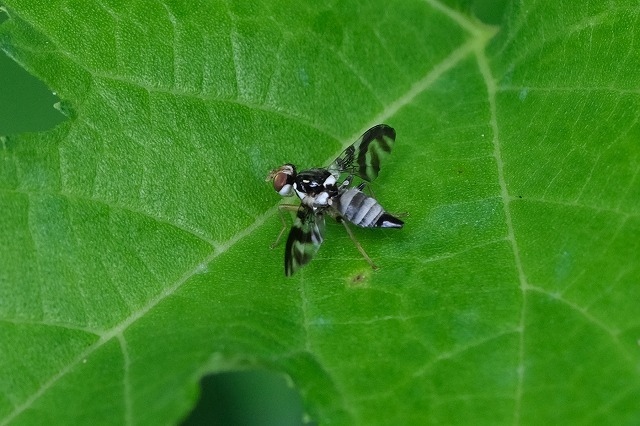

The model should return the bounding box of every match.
[267,164,297,197]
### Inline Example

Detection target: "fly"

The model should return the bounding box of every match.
[266,124,404,276]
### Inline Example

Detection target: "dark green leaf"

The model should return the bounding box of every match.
[1,1,638,424]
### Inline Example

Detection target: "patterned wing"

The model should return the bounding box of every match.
[328,124,396,182]
[284,206,326,276]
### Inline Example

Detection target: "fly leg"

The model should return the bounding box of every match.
[337,216,379,270]
[271,204,299,248]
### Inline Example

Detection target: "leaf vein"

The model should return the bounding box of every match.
[3,187,219,248]
[0,203,280,424]
[513,196,637,218]
[475,45,529,426]
[526,285,634,363]
[117,333,133,426]
[0,318,101,336]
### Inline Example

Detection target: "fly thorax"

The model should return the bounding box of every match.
[300,191,332,209]
[294,168,338,201]
[314,191,331,206]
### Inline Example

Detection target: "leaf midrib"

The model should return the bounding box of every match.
[474,44,528,424]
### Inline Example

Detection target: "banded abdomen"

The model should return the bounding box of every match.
[335,187,403,228]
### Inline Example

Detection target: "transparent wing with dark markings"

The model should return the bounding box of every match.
[284,206,326,276]
[328,124,396,182]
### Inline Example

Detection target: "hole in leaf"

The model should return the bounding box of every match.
[466,0,509,25]
[0,23,67,135]
[181,370,315,426]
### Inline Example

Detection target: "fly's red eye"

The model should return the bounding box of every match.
[273,172,289,192]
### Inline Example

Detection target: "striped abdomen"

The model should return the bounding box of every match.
[336,187,404,228]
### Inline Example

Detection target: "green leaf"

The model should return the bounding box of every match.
[1,1,639,424]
